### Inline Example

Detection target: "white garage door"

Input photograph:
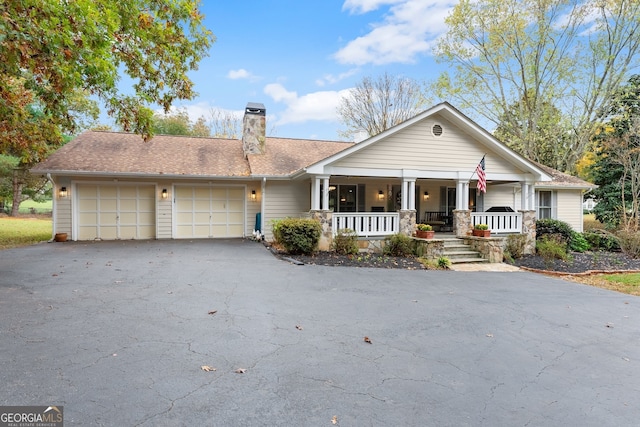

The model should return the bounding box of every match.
[175,186,245,238]
[77,184,156,240]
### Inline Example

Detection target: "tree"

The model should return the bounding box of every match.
[209,109,243,139]
[338,72,426,140]
[151,109,210,137]
[434,0,640,173]
[590,75,640,231]
[494,94,571,170]
[1,0,214,145]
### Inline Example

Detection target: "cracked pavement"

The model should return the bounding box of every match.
[1,239,639,426]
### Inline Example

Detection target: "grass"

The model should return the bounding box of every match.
[567,273,640,297]
[6,199,53,214]
[0,217,52,250]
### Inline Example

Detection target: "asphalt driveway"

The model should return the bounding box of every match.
[1,239,639,426]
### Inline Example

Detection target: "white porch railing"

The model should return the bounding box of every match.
[471,212,522,233]
[332,212,400,237]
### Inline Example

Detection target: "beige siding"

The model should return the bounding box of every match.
[245,181,262,236]
[557,190,584,232]
[483,186,516,211]
[157,181,172,239]
[333,114,524,175]
[263,181,310,241]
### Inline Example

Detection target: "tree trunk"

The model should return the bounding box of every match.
[10,169,23,217]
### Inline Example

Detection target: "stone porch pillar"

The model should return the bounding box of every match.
[399,210,416,236]
[453,209,471,238]
[519,209,536,254]
[310,210,333,251]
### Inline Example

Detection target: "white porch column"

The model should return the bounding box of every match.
[401,180,408,210]
[456,180,469,210]
[321,177,330,211]
[408,180,416,210]
[520,182,536,210]
[311,177,321,210]
[528,184,535,211]
[462,181,469,210]
[521,183,529,210]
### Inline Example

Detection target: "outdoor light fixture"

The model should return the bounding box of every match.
[59,187,67,198]
[423,191,430,201]
[162,189,168,199]
[251,190,257,201]
[378,190,385,201]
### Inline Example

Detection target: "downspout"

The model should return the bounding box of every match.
[261,177,266,238]
[46,173,57,242]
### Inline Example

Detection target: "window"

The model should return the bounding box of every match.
[537,190,555,219]
[325,184,366,212]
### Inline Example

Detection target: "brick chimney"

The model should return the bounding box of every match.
[242,102,266,157]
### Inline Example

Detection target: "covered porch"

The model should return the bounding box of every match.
[308,176,537,238]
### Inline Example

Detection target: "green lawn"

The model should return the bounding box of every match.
[0,217,52,249]
[14,199,53,214]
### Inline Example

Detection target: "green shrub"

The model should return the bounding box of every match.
[616,231,640,259]
[536,218,574,244]
[505,234,527,259]
[437,256,451,269]
[583,230,620,251]
[474,223,489,230]
[416,223,432,231]
[271,218,284,242]
[383,233,415,257]
[333,228,359,255]
[536,234,570,263]
[272,218,322,255]
[569,231,590,252]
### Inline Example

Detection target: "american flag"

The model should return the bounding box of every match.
[476,156,486,193]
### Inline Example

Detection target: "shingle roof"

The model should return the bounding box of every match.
[31,131,351,177]
[249,137,352,175]
[533,161,595,189]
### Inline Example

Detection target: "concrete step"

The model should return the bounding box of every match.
[440,237,487,264]
[444,250,484,260]
[449,257,489,264]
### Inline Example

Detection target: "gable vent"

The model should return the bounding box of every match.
[432,124,443,137]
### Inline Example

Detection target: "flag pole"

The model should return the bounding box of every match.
[469,154,486,181]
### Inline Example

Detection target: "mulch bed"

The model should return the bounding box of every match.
[278,251,426,270]
[274,245,640,274]
[513,251,640,274]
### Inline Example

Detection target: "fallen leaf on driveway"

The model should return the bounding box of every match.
[208,310,217,315]
[486,333,494,338]
[331,415,338,424]
[201,365,216,372]
[364,336,372,344]
[606,323,614,328]
[295,325,303,330]
[235,368,246,374]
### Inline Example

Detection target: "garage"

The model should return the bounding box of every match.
[175,186,245,238]
[76,184,156,240]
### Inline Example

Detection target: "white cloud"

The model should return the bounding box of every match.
[342,0,404,14]
[315,68,360,87]
[227,68,259,81]
[264,83,352,125]
[335,0,454,65]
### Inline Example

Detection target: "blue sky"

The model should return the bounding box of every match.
[160,0,456,141]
